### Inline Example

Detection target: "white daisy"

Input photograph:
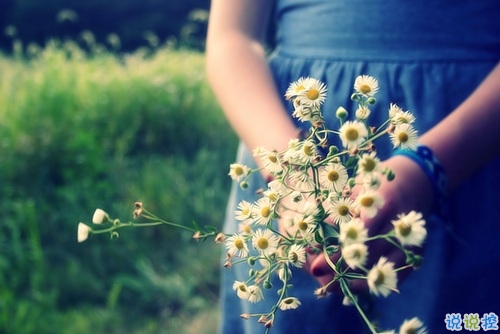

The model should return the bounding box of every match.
[287,244,307,268]
[225,233,249,258]
[232,281,250,300]
[388,103,416,125]
[339,120,369,149]
[252,229,279,256]
[388,103,404,118]
[238,221,254,236]
[301,78,327,107]
[296,139,319,164]
[285,77,309,100]
[355,106,371,120]
[339,218,368,246]
[92,208,109,224]
[354,75,379,96]
[77,223,91,243]
[279,297,302,310]
[254,147,283,175]
[362,173,382,191]
[367,257,398,297]
[251,197,274,226]
[356,190,385,219]
[357,152,382,176]
[263,180,287,203]
[228,163,250,182]
[319,162,349,193]
[293,214,316,238]
[399,317,427,334]
[235,200,253,222]
[292,104,315,123]
[247,285,264,303]
[286,170,315,192]
[342,243,368,269]
[390,123,419,150]
[282,140,302,165]
[392,211,427,247]
[329,197,356,224]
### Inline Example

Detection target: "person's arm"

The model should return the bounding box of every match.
[206,0,298,161]
[420,63,500,191]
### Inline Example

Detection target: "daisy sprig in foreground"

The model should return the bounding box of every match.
[224,76,426,333]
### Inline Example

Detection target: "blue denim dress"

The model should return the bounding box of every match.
[219,1,500,333]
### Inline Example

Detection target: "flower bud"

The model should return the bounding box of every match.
[367,97,377,105]
[384,168,396,181]
[92,208,109,224]
[336,106,348,119]
[77,223,91,243]
[328,145,339,156]
[348,177,356,188]
[263,280,273,289]
[240,181,249,189]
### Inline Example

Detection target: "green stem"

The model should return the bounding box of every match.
[339,278,378,334]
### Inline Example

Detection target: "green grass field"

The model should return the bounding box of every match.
[0,40,237,333]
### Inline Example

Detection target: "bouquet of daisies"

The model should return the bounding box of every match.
[78,75,427,334]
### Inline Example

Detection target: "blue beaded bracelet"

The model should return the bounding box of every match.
[392,144,448,211]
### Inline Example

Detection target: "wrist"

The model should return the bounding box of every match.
[391,144,448,216]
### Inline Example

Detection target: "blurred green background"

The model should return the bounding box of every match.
[0,1,238,333]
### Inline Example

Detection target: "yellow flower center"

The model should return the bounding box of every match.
[234,166,244,176]
[345,128,359,141]
[362,158,376,172]
[298,220,309,231]
[261,206,271,218]
[346,227,358,240]
[397,132,409,143]
[268,154,278,163]
[327,170,339,182]
[306,88,320,100]
[238,285,247,292]
[241,207,250,216]
[359,84,371,94]
[283,298,295,305]
[338,205,349,216]
[396,116,409,124]
[352,249,361,259]
[289,252,298,262]
[234,239,244,250]
[360,197,374,208]
[397,221,412,237]
[295,85,305,92]
[373,269,385,286]
[303,142,315,156]
[267,192,278,202]
[257,237,269,249]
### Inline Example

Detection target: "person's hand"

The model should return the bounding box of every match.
[308,154,435,293]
